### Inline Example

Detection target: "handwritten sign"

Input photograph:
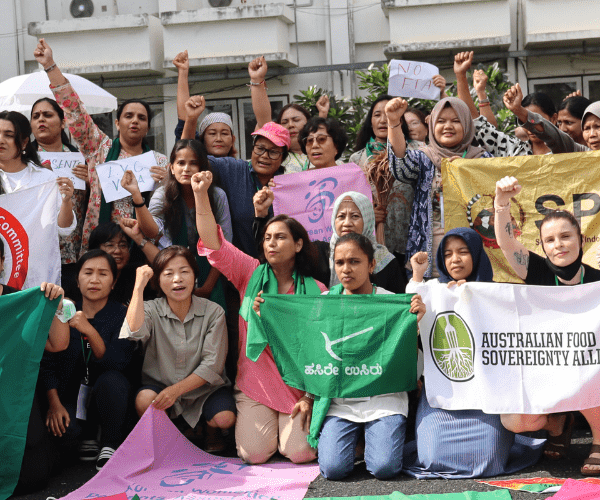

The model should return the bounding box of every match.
[60,406,320,500]
[38,152,86,191]
[388,59,440,100]
[96,151,157,203]
[272,164,372,242]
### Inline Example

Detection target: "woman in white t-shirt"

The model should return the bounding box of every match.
[0,110,76,287]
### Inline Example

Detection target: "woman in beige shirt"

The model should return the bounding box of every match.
[120,245,236,451]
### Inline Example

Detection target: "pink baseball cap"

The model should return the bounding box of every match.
[251,122,291,149]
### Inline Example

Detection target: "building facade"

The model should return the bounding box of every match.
[1,0,599,156]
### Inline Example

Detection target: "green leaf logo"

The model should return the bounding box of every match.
[430,312,475,382]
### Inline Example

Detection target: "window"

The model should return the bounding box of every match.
[529,75,600,108]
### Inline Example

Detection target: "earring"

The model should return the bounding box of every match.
[22,150,26,155]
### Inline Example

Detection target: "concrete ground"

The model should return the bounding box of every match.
[10,429,595,500]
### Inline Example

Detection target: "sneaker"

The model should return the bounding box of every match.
[79,440,99,462]
[96,446,115,470]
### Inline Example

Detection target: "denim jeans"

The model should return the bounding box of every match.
[318,414,406,480]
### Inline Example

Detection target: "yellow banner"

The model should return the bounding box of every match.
[443,151,600,283]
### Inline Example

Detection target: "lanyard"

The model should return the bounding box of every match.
[80,337,92,385]
[462,150,468,158]
[555,266,584,286]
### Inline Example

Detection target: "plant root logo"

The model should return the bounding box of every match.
[430,311,475,381]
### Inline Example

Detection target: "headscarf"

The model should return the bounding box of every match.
[582,102,600,130]
[198,112,234,137]
[436,227,493,283]
[329,191,395,286]
[420,97,487,167]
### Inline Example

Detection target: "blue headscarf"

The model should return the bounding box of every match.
[436,227,493,283]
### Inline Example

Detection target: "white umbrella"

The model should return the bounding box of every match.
[0,71,117,116]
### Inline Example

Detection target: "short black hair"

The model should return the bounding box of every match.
[76,249,118,283]
[521,92,556,119]
[88,222,131,250]
[299,117,347,160]
[150,245,200,297]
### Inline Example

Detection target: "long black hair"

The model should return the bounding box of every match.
[163,139,217,242]
[258,214,318,276]
[522,92,557,119]
[30,98,78,152]
[116,99,153,147]
[558,96,591,121]
[354,94,409,151]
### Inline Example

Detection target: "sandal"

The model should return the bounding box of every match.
[581,444,600,476]
[544,412,574,460]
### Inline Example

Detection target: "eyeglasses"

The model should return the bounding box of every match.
[303,134,331,148]
[101,242,129,252]
[253,145,283,160]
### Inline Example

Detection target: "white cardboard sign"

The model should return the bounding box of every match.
[96,151,157,203]
[38,152,87,191]
[388,60,441,101]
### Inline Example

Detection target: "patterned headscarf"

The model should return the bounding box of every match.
[329,191,395,286]
[198,112,234,137]
[420,97,487,168]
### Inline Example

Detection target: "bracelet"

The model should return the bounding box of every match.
[132,199,145,208]
[196,211,211,216]
[247,80,268,90]
[494,202,511,211]
[138,238,149,249]
[304,392,315,400]
[44,63,57,73]
[388,121,402,129]
[478,98,490,104]
[479,102,491,108]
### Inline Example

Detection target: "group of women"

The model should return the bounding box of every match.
[4,37,600,497]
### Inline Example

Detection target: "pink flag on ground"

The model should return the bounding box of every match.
[551,478,600,499]
[59,406,320,500]
[272,164,372,242]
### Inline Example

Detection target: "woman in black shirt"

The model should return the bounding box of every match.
[494,175,600,476]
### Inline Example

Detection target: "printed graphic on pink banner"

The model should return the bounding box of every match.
[272,164,372,242]
[550,478,600,499]
[60,406,320,500]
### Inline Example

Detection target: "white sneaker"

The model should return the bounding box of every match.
[96,446,115,470]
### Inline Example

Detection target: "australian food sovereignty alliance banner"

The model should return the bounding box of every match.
[416,280,600,414]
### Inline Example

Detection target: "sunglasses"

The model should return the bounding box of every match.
[302,134,331,148]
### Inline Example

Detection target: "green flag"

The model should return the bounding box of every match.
[257,293,418,446]
[0,287,59,499]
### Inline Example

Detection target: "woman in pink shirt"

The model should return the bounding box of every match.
[193,169,326,464]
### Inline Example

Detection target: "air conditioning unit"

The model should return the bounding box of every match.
[208,0,233,7]
[61,0,117,19]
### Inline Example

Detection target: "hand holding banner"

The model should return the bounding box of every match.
[37,152,87,190]
[272,164,372,242]
[416,280,600,414]
[96,151,157,203]
[388,60,441,100]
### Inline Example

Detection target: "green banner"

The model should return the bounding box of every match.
[0,287,59,500]
[257,293,418,446]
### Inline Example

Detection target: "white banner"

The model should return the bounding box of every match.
[38,152,87,191]
[416,280,600,414]
[388,60,440,100]
[0,181,61,290]
[96,151,157,203]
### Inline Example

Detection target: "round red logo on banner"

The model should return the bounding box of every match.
[0,207,29,290]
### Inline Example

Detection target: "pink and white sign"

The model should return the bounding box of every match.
[59,406,320,500]
[272,163,372,242]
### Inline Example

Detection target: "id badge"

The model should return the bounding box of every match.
[76,384,92,420]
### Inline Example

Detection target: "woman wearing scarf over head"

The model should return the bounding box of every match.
[251,190,403,291]
[386,96,493,280]
[495,176,600,475]
[404,227,545,478]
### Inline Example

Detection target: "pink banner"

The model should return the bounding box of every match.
[551,478,600,499]
[272,164,372,242]
[60,407,320,500]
